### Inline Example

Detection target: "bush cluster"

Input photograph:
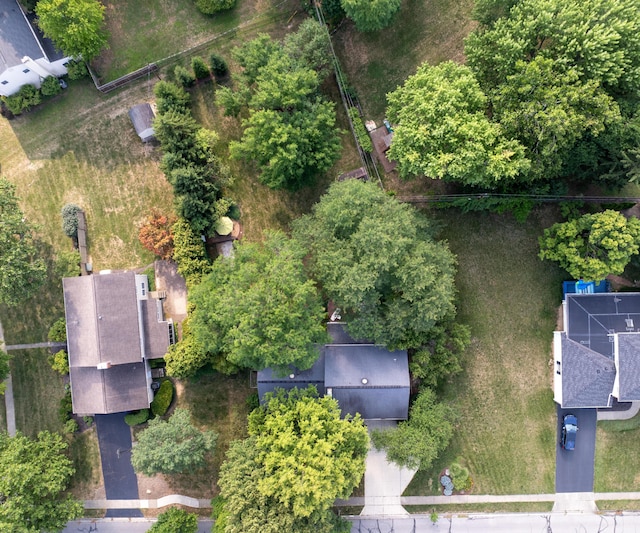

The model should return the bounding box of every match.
[191,56,210,80]
[61,203,82,238]
[48,350,69,375]
[3,84,41,115]
[125,409,151,426]
[209,53,228,77]
[48,317,67,342]
[40,76,62,97]
[347,107,373,152]
[59,390,73,424]
[195,0,236,15]
[150,380,174,416]
[66,59,89,80]
[174,65,195,88]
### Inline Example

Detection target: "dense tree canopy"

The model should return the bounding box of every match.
[539,210,640,281]
[189,232,327,375]
[371,388,455,470]
[465,0,640,95]
[220,31,341,190]
[0,178,46,306]
[386,61,530,185]
[0,350,10,394]
[293,180,458,349]
[492,57,621,179]
[218,387,367,532]
[341,0,401,32]
[36,0,108,61]
[131,408,217,476]
[0,431,82,532]
[283,19,332,80]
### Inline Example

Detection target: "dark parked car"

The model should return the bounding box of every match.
[561,414,578,450]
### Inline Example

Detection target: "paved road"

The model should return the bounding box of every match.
[556,406,597,493]
[95,413,142,518]
[63,519,214,533]
[350,513,639,532]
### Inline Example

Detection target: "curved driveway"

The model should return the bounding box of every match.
[555,407,597,493]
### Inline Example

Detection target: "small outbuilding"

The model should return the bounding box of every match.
[128,103,156,142]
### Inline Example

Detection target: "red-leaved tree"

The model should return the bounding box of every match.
[138,210,177,260]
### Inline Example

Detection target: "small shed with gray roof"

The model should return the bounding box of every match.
[257,322,410,420]
[128,103,156,142]
[554,292,640,409]
[63,271,173,415]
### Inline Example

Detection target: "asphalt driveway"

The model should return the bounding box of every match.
[95,413,143,518]
[555,406,597,493]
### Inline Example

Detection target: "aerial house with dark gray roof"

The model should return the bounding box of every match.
[0,0,69,97]
[63,271,173,415]
[257,322,410,421]
[554,292,640,409]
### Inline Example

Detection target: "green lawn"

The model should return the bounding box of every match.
[171,371,254,497]
[96,0,301,81]
[405,207,565,495]
[333,0,477,120]
[595,415,640,491]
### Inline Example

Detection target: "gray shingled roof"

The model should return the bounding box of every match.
[0,0,44,72]
[69,363,150,415]
[257,353,326,400]
[142,298,171,359]
[561,334,615,408]
[64,273,142,367]
[257,341,410,420]
[616,333,640,401]
[63,271,170,415]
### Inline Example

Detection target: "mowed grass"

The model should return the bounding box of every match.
[405,207,565,495]
[96,0,301,81]
[170,371,254,497]
[595,415,640,491]
[0,80,173,270]
[333,0,477,119]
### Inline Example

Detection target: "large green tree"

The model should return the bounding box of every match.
[539,210,640,281]
[36,0,108,61]
[492,56,621,180]
[131,408,217,476]
[189,232,327,375]
[0,178,46,306]
[0,431,82,532]
[220,33,341,190]
[218,387,367,532]
[340,0,401,32]
[386,61,530,185]
[293,180,458,349]
[371,388,455,470]
[465,0,640,95]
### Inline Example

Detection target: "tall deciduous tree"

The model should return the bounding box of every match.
[221,32,341,190]
[493,56,621,179]
[340,0,401,32]
[36,0,108,61]
[371,388,455,470]
[218,387,367,532]
[131,408,217,476]
[386,61,530,185]
[293,180,458,349]
[0,431,82,532]
[283,19,333,79]
[465,0,640,95]
[539,210,640,281]
[0,178,46,306]
[189,232,328,375]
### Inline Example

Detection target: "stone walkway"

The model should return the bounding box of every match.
[4,341,66,351]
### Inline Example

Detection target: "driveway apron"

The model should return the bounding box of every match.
[95,413,143,518]
[555,407,597,493]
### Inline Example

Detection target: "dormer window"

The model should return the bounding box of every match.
[0,81,7,85]
[22,68,30,73]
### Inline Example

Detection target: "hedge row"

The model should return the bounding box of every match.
[151,380,174,416]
